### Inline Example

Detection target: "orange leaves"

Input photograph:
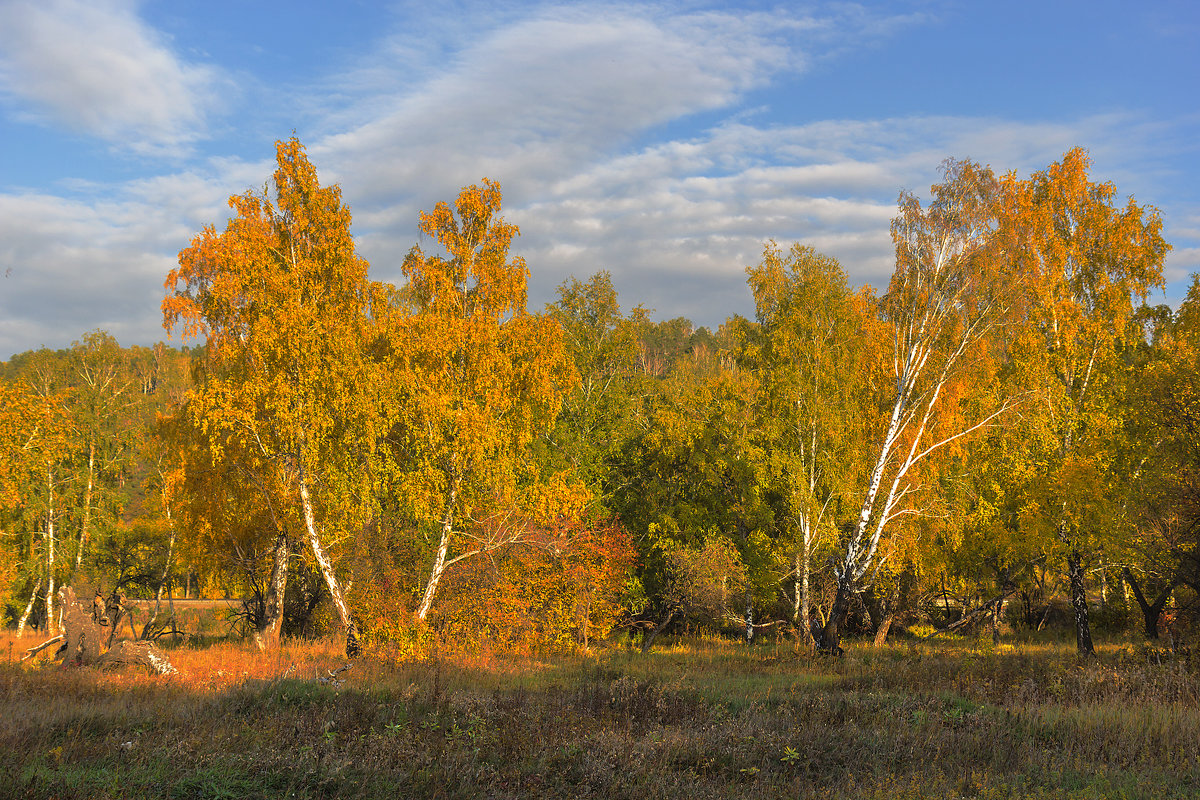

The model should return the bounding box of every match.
[390,178,579,621]
[403,179,529,321]
[433,519,636,650]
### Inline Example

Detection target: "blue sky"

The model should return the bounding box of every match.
[1,0,1197,358]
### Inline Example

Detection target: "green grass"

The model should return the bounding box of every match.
[1,631,1197,798]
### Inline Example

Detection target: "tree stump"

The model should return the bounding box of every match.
[46,585,176,676]
[58,586,107,668]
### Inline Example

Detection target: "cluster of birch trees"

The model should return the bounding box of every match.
[2,139,1196,657]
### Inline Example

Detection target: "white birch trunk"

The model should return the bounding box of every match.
[45,466,56,636]
[298,473,354,636]
[17,577,41,638]
[73,441,95,577]
[415,479,459,622]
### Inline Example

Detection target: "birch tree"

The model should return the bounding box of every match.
[163,138,387,657]
[996,147,1168,656]
[387,179,576,622]
[744,243,876,643]
[821,158,1012,651]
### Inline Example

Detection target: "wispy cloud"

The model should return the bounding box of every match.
[0,0,226,155]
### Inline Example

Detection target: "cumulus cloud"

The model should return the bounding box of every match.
[0,161,262,358]
[1,2,1196,356]
[340,110,1199,327]
[0,0,225,154]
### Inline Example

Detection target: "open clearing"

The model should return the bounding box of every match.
[2,632,1198,799]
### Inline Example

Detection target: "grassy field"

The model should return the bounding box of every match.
[2,630,1197,799]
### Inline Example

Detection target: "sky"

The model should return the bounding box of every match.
[1,0,1198,359]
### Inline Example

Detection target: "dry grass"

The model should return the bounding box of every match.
[1,630,1197,799]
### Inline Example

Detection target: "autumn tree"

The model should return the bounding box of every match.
[743,242,877,643]
[639,535,747,652]
[0,378,63,629]
[611,337,776,643]
[163,138,387,656]
[385,179,578,623]
[821,159,1013,652]
[1138,277,1200,630]
[64,331,140,582]
[995,148,1168,656]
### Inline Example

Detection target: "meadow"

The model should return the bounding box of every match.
[2,627,1198,800]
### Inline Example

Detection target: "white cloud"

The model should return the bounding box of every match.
[0,0,225,155]
[0,160,262,357]
[2,3,1197,355]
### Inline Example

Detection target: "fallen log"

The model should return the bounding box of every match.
[920,589,1017,640]
[97,640,177,675]
[22,634,64,661]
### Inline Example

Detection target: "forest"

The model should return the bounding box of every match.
[2,137,1197,661]
[4,138,1200,798]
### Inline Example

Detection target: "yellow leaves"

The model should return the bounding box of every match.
[405,179,528,321]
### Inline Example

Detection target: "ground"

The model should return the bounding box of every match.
[1,630,1197,799]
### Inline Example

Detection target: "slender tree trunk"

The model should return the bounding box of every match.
[796,518,815,647]
[793,549,801,623]
[738,517,753,644]
[991,597,1002,646]
[45,467,56,636]
[298,473,359,658]
[1067,549,1095,657]
[254,529,290,650]
[17,577,42,638]
[73,441,96,578]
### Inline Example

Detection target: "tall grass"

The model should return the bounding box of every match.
[2,630,1197,799]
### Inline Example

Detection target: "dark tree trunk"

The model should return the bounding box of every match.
[1121,567,1174,640]
[641,608,676,654]
[820,575,853,654]
[991,597,1002,646]
[1067,550,1095,657]
[861,584,894,648]
[873,614,895,647]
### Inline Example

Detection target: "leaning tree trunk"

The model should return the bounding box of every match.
[415,477,459,623]
[641,608,676,654]
[873,613,895,647]
[299,473,359,658]
[864,586,895,648]
[1067,549,1095,657]
[16,577,42,638]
